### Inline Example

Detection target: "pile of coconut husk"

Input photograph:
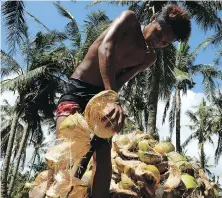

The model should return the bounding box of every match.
[26,90,220,198]
[104,130,220,198]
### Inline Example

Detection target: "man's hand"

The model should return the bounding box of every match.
[102,103,125,133]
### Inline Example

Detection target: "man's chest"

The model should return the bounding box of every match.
[114,33,147,68]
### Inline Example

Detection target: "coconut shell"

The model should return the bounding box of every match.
[167,151,186,163]
[119,173,136,190]
[35,170,54,185]
[135,164,160,186]
[138,140,154,152]
[29,181,48,198]
[138,150,162,164]
[153,142,175,154]
[181,174,197,189]
[46,170,88,198]
[45,139,90,170]
[85,90,119,138]
[163,163,181,191]
[59,113,91,140]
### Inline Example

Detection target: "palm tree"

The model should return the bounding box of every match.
[182,99,214,170]
[162,42,222,153]
[2,4,113,196]
[211,89,222,165]
[1,1,28,55]
[91,0,222,135]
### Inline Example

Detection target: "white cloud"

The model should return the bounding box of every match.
[157,90,222,183]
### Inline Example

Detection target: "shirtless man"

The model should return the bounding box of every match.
[56,4,191,198]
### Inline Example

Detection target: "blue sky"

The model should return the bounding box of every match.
[1,1,221,92]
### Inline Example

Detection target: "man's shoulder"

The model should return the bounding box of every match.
[118,10,138,23]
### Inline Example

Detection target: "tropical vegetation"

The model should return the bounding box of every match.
[1,1,222,197]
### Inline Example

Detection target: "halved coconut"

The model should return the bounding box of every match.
[46,170,88,198]
[35,170,54,185]
[135,164,160,186]
[138,150,162,164]
[119,173,136,190]
[45,138,90,170]
[138,140,155,152]
[181,174,197,189]
[153,142,175,154]
[163,162,181,191]
[85,90,119,138]
[59,113,91,141]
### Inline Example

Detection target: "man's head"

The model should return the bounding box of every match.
[143,4,191,48]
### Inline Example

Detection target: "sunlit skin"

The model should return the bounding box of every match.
[56,10,177,198]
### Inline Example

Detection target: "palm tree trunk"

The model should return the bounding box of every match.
[8,123,30,196]
[1,110,20,198]
[176,88,182,153]
[200,143,205,170]
[147,74,160,135]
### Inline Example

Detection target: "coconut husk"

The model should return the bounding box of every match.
[29,181,48,198]
[167,151,186,163]
[59,113,91,140]
[163,162,181,191]
[109,189,138,198]
[181,173,197,189]
[114,157,141,173]
[119,173,136,190]
[113,135,130,149]
[46,170,88,198]
[138,150,162,164]
[153,142,175,154]
[45,138,90,170]
[35,170,54,185]
[138,140,155,152]
[85,90,119,138]
[155,162,169,174]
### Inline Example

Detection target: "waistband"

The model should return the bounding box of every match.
[57,78,104,111]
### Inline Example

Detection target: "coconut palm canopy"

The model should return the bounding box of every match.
[1,1,222,198]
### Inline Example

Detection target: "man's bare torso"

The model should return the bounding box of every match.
[71,15,153,88]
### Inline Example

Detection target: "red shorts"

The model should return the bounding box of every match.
[56,101,81,117]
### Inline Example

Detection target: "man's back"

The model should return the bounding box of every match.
[71,10,148,88]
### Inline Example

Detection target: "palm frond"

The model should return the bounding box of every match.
[186,110,199,123]
[183,1,222,32]
[162,97,170,125]
[25,10,50,32]
[215,135,222,165]
[182,132,199,148]
[0,66,47,92]
[54,2,74,20]
[2,1,28,54]
[1,50,23,78]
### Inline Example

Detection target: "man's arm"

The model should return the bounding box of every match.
[98,11,139,91]
[116,50,157,91]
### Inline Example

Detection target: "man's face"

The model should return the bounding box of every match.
[144,21,177,48]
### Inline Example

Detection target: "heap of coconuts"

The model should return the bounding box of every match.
[26,91,220,198]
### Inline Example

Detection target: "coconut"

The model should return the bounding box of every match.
[181,174,197,189]
[135,164,160,186]
[153,142,175,154]
[85,90,119,138]
[35,170,54,185]
[167,151,186,163]
[46,170,88,198]
[163,163,181,191]
[138,150,162,164]
[29,181,48,198]
[138,140,154,152]
[59,113,91,141]
[114,135,130,148]
[119,173,136,190]
[45,138,90,170]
